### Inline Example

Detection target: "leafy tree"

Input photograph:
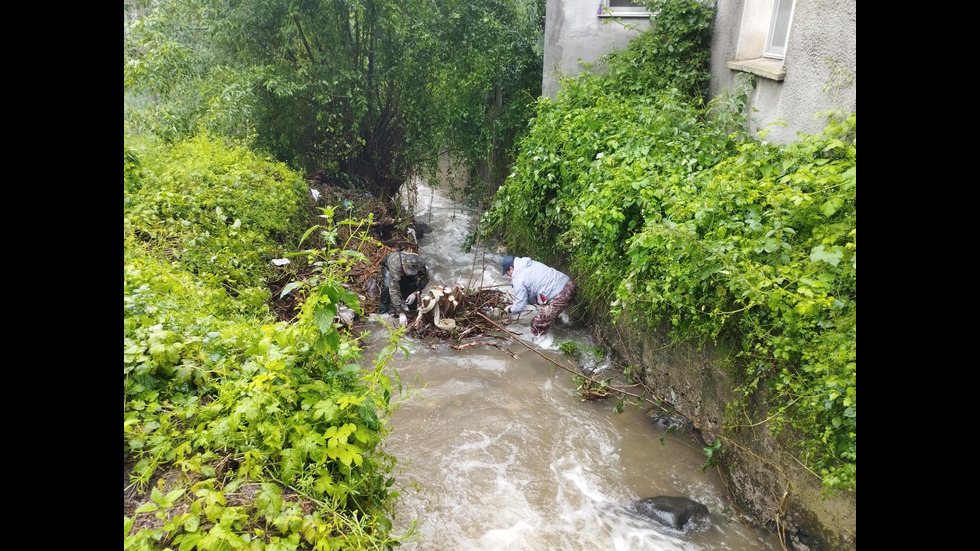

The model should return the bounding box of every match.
[124,0,544,203]
[425,0,546,203]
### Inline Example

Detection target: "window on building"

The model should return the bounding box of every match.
[764,0,794,59]
[599,1,652,17]
[726,0,793,80]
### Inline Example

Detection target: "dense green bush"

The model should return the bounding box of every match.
[479,0,856,492]
[124,132,405,549]
[125,133,309,298]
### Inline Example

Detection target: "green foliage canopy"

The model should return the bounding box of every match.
[124,0,545,202]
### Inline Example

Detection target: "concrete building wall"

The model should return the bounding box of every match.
[709,0,856,144]
[542,0,653,98]
[542,0,856,145]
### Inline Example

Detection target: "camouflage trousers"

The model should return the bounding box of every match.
[530,279,576,336]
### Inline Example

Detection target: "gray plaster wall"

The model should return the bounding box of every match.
[542,0,653,98]
[708,0,856,145]
[542,0,856,145]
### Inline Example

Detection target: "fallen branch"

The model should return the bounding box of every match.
[475,311,670,410]
[449,341,517,357]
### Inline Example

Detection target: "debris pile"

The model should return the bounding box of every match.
[405,286,512,347]
[272,182,515,351]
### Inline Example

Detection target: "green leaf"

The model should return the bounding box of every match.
[183,514,200,532]
[337,286,362,312]
[280,281,303,299]
[338,363,362,376]
[809,245,843,266]
[335,447,355,466]
[313,399,339,421]
[314,304,338,334]
[162,487,186,508]
[315,330,340,355]
[135,502,159,514]
[177,532,204,551]
[821,197,844,217]
[298,225,318,247]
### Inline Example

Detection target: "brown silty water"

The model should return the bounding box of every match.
[357,181,778,550]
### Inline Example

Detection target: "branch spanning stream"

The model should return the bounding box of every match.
[476,311,669,410]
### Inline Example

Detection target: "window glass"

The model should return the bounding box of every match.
[765,0,794,58]
[602,1,651,15]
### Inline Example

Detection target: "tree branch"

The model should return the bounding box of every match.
[294,16,316,64]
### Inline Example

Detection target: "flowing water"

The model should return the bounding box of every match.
[359,184,778,550]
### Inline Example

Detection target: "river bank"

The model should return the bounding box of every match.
[582,299,857,551]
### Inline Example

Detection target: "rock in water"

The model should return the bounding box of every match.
[631,496,709,531]
[414,221,432,239]
[648,410,692,434]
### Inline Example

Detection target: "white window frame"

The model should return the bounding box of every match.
[764,0,794,59]
[599,1,652,18]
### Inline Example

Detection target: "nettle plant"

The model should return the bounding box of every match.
[125,132,405,549]
[481,0,855,492]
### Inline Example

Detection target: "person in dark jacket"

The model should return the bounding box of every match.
[379,250,430,317]
[501,255,576,336]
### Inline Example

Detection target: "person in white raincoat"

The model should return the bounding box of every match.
[501,255,576,336]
